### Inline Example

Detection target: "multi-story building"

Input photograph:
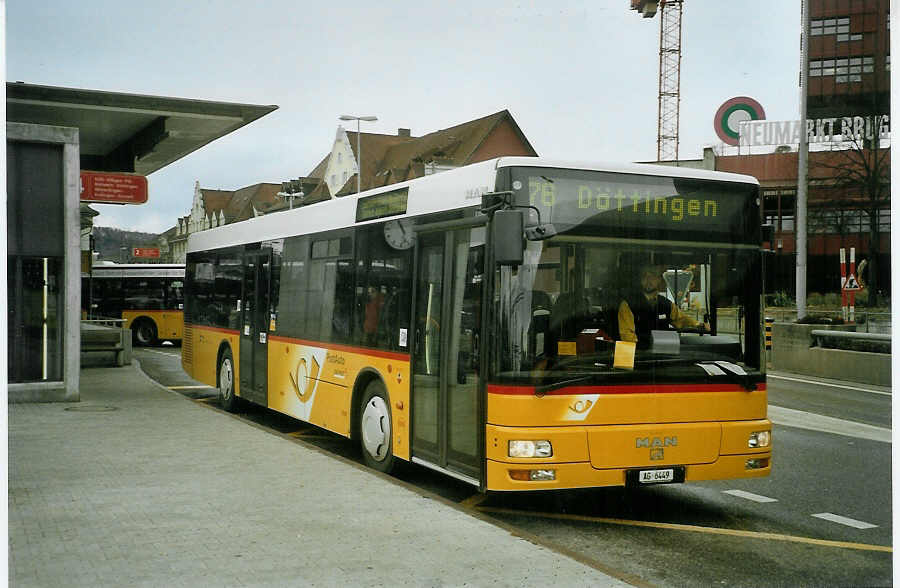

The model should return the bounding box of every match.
[713,0,890,301]
[807,0,890,119]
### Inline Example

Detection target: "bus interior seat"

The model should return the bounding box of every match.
[549,291,592,341]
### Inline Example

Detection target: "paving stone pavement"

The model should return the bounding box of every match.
[9,363,633,587]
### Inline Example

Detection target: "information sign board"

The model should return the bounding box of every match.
[80,171,148,204]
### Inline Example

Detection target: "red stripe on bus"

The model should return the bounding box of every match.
[185,324,240,336]
[268,335,411,362]
[488,382,766,396]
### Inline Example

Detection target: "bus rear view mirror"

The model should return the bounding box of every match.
[493,210,524,266]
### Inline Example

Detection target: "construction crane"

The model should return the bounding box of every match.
[630,0,684,162]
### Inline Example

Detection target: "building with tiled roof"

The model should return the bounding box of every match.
[163,181,282,262]
[161,109,536,259]
[308,109,536,199]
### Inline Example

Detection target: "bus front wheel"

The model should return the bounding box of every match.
[359,380,395,473]
[132,319,157,346]
[218,348,241,413]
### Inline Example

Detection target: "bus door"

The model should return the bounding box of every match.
[239,249,271,405]
[412,227,484,484]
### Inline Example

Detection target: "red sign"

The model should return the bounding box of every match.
[132,247,160,259]
[80,171,148,204]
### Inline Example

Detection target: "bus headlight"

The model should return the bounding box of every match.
[748,430,771,448]
[508,440,553,458]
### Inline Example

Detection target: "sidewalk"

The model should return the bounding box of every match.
[9,363,632,587]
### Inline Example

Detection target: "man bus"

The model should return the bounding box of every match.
[182,157,771,491]
[82,263,185,346]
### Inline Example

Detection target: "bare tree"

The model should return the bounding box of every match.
[809,123,890,305]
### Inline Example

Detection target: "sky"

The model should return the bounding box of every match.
[6,1,801,234]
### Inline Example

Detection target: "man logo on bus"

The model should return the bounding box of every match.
[636,436,678,448]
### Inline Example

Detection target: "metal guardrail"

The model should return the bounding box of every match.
[810,330,891,342]
[810,329,891,353]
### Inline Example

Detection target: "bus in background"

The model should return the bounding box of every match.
[182,157,771,491]
[82,263,185,346]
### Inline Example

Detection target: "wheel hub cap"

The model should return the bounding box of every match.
[361,396,390,461]
[220,360,233,399]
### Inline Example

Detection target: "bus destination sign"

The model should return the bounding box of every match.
[523,175,750,236]
[356,188,409,222]
[80,171,148,205]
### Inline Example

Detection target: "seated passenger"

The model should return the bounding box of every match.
[618,264,709,347]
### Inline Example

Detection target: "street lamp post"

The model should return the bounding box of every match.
[339,115,377,194]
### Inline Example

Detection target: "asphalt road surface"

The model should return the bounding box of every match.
[135,346,893,587]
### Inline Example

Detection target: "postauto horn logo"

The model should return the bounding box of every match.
[714,96,766,146]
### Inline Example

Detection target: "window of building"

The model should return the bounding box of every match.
[811,17,849,37]
[878,208,891,232]
[810,56,874,82]
[761,188,796,233]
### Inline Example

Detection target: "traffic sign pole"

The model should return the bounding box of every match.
[840,248,848,322]
[849,248,855,323]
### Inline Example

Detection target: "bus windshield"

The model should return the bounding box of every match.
[494,167,762,386]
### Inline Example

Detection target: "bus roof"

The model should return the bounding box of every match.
[187,157,760,254]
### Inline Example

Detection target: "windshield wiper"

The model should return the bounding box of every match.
[534,375,595,397]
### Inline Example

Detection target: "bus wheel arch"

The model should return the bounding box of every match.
[217,343,241,412]
[131,317,158,346]
[353,372,395,473]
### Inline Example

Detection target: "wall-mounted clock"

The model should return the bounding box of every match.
[383,218,415,250]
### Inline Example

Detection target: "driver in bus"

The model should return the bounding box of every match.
[618,264,709,348]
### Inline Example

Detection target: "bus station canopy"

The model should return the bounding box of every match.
[6,82,278,175]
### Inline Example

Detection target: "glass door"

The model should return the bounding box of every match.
[239,249,271,405]
[412,228,484,481]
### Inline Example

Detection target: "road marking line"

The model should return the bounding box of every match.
[768,405,891,443]
[169,385,215,390]
[768,374,890,396]
[812,513,878,530]
[476,507,891,553]
[723,489,778,503]
[141,349,182,358]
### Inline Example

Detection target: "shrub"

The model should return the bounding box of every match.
[771,291,794,307]
[823,292,841,307]
[806,292,824,307]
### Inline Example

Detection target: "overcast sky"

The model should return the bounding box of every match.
[6,1,800,234]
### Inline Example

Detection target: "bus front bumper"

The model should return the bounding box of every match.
[485,421,772,492]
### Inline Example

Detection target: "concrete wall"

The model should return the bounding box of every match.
[7,122,81,403]
[771,322,891,386]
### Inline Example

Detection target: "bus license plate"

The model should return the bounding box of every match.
[639,469,674,484]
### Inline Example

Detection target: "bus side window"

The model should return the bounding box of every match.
[168,280,184,310]
[356,226,412,351]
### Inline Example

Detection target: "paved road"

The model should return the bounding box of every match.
[135,347,893,587]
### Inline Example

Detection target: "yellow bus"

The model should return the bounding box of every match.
[182,157,771,491]
[83,263,185,346]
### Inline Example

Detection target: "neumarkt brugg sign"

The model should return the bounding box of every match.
[739,115,890,148]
